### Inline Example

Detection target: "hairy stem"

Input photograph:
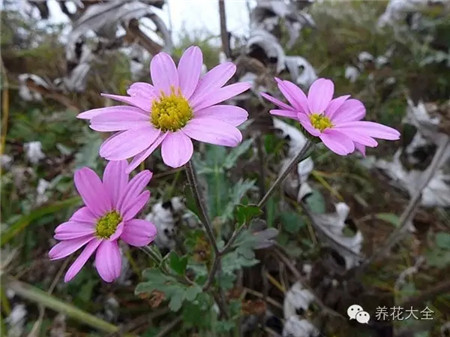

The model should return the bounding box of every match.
[185,161,219,255]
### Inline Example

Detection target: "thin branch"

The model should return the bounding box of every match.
[155,317,182,337]
[218,0,231,58]
[364,136,449,266]
[258,140,313,208]
[185,161,219,255]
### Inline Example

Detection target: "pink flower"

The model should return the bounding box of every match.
[49,160,156,283]
[78,46,251,171]
[261,78,400,156]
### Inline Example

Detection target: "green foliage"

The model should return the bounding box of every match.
[136,269,202,312]
[234,204,263,227]
[426,232,450,268]
[168,251,188,276]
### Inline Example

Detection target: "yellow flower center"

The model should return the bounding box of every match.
[151,87,193,132]
[95,211,122,239]
[309,113,333,132]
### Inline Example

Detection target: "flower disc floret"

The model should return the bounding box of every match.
[151,88,193,132]
[95,210,122,239]
[309,113,333,131]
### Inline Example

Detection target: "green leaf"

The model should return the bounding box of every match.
[185,285,202,301]
[1,197,81,246]
[169,252,188,275]
[305,189,325,214]
[280,212,305,234]
[235,204,262,226]
[375,213,400,227]
[435,232,450,249]
[220,179,256,221]
[223,139,253,169]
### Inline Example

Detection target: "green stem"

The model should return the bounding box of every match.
[257,140,313,208]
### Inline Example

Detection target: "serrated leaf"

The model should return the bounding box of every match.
[235,204,262,226]
[169,252,188,275]
[185,285,202,301]
[224,139,253,169]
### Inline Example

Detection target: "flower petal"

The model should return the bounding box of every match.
[192,82,251,111]
[324,95,351,119]
[275,78,309,114]
[127,82,157,100]
[122,191,150,220]
[121,219,157,247]
[161,132,194,168]
[69,207,96,224]
[332,126,379,147]
[151,52,179,95]
[78,106,147,120]
[182,118,242,147]
[331,99,366,123]
[95,240,121,283]
[101,93,151,112]
[119,170,152,212]
[270,109,298,120]
[103,160,128,206]
[336,121,400,140]
[90,109,149,132]
[126,133,168,174]
[99,126,160,160]
[297,113,321,136]
[308,78,334,113]
[260,92,294,111]
[178,46,203,99]
[64,239,101,282]
[189,62,236,105]
[49,236,95,260]
[355,143,366,156]
[54,221,95,240]
[74,167,111,216]
[194,105,248,127]
[319,129,355,155]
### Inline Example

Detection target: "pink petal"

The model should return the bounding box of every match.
[54,221,95,240]
[190,62,236,105]
[78,106,146,120]
[49,236,95,260]
[69,207,97,224]
[127,82,157,100]
[297,113,321,136]
[103,160,128,206]
[324,95,351,119]
[194,105,248,127]
[95,240,121,282]
[109,222,124,241]
[182,118,242,147]
[74,168,111,216]
[122,191,150,220]
[355,143,366,156]
[319,129,355,155]
[90,109,149,132]
[101,93,151,112]
[275,78,309,114]
[119,170,152,212]
[64,239,101,282]
[192,82,251,111]
[331,99,366,123]
[332,126,378,147]
[99,126,160,160]
[178,46,203,99]
[308,78,334,113]
[260,92,294,111]
[161,132,194,168]
[150,52,179,95]
[270,109,298,119]
[336,121,400,140]
[121,219,157,247]
[126,133,167,174]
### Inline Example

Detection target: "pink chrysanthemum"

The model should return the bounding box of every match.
[78,46,251,171]
[261,78,400,155]
[49,160,156,282]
